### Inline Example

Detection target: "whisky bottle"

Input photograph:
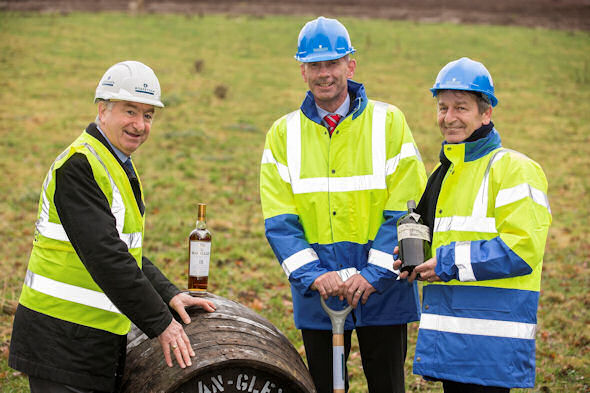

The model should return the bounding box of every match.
[397,200,431,274]
[188,203,211,292]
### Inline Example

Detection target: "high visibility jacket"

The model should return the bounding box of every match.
[260,80,427,330]
[413,129,552,388]
[19,131,145,335]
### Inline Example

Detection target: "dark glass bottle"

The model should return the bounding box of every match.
[397,200,431,274]
[188,203,211,292]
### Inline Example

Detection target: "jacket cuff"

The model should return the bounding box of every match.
[142,311,173,339]
[361,264,396,293]
[435,245,459,282]
[290,262,329,297]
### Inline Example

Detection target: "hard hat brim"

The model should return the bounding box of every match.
[430,86,498,107]
[94,93,165,108]
[295,49,355,63]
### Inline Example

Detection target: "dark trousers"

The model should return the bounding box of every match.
[29,377,110,393]
[442,380,510,393]
[302,324,407,393]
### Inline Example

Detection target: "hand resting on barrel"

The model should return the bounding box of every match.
[158,293,216,368]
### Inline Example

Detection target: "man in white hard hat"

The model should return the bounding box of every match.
[260,17,427,392]
[9,61,216,393]
[395,58,552,392]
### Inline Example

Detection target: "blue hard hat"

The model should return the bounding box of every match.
[430,57,498,107]
[295,16,356,63]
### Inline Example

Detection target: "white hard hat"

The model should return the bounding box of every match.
[94,61,164,108]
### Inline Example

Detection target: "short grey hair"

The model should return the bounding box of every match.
[475,92,491,114]
[95,99,115,124]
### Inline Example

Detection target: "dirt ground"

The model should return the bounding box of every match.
[1,0,590,31]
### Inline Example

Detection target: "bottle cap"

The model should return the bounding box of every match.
[198,203,207,219]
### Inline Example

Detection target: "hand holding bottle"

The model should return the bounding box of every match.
[396,200,431,274]
[394,246,440,283]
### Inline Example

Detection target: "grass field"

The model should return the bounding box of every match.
[0,11,589,392]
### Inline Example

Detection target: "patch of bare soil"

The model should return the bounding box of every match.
[1,0,589,31]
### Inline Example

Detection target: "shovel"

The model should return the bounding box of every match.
[320,297,353,393]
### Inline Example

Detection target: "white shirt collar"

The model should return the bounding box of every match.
[316,93,350,121]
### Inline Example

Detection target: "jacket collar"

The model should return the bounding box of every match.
[300,79,368,125]
[441,128,502,164]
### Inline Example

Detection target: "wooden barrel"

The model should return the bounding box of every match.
[122,292,316,393]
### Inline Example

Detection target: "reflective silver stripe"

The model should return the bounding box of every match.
[419,313,536,340]
[121,232,142,249]
[285,102,389,194]
[455,241,475,281]
[434,216,497,233]
[495,183,551,214]
[35,143,142,249]
[36,148,71,242]
[385,143,422,176]
[434,149,509,234]
[261,148,291,184]
[367,248,397,274]
[25,270,121,314]
[286,109,302,189]
[337,267,359,281]
[84,143,127,238]
[471,149,509,217]
[281,248,319,277]
[35,219,69,242]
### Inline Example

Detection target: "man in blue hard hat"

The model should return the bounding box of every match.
[260,16,427,392]
[395,57,551,392]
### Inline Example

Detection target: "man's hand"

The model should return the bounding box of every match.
[341,273,376,308]
[158,293,216,368]
[169,292,216,325]
[311,271,344,300]
[414,257,440,283]
[393,246,440,284]
[157,318,193,368]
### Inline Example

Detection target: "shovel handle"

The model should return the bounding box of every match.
[320,297,352,334]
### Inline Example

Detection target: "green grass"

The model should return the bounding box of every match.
[1,11,589,392]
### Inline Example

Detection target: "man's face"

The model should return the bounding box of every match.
[437,90,492,144]
[98,101,155,156]
[301,56,356,112]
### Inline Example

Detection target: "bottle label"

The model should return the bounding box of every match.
[398,223,430,242]
[189,241,211,276]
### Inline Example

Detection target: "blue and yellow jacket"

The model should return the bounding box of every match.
[413,129,552,388]
[260,80,427,329]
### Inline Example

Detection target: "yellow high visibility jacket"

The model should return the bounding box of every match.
[413,129,552,388]
[260,81,427,329]
[19,131,144,335]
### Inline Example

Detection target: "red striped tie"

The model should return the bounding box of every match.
[323,114,341,136]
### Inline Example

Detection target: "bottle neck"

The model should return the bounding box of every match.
[196,219,207,229]
[196,204,207,228]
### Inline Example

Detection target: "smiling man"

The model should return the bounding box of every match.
[260,17,427,393]
[9,61,216,393]
[395,57,552,392]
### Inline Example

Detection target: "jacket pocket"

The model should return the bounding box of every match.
[450,286,511,313]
